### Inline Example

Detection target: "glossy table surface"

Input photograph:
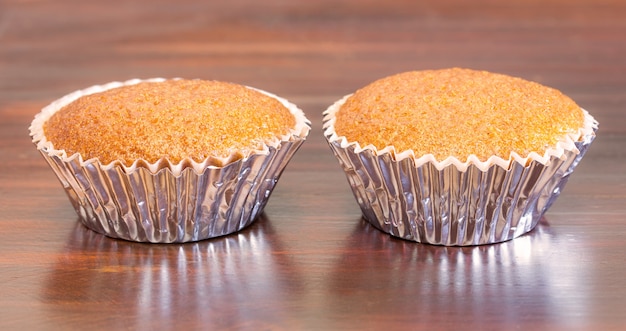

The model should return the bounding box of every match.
[1,0,625,330]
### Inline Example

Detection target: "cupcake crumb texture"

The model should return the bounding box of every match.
[334,68,585,161]
[44,79,296,164]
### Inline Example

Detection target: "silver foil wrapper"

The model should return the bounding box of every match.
[323,96,597,246]
[31,79,310,243]
[38,140,304,243]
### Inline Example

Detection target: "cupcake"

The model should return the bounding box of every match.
[30,78,310,243]
[323,68,597,246]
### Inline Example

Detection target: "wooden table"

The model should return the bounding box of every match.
[1,0,625,329]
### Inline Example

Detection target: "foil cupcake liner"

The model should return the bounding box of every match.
[323,95,597,246]
[30,78,310,243]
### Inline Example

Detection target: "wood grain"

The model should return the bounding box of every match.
[1,0,625,329]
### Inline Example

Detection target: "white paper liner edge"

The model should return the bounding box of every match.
[323,94,598,172]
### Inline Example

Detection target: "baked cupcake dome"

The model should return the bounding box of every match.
[323,68,597,245]
[43,79,297,166]
[31,78,311,243]
[334,68,585,163]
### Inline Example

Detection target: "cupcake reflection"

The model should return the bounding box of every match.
[324,217,589,329]
[43,215,304,330]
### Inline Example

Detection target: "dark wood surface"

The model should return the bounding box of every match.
[1,0,625,330]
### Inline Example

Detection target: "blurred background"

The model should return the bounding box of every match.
[1,0,623,128]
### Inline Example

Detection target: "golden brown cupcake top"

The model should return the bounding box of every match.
[44,79,296,164]
[334,68,585,161]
